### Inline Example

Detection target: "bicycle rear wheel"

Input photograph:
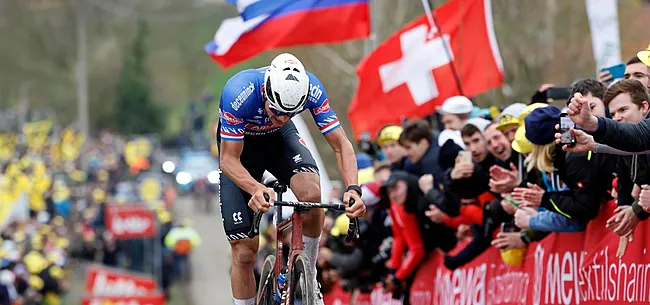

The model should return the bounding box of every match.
[257,255,276,305]
[289,254,314,305]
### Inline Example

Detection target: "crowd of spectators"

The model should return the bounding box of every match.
[0,128,199,304]
[254,52,650,304]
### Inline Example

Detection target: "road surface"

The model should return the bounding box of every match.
[175,195,234,305]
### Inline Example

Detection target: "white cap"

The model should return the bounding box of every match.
[438,129,466,149]
[499,103,527,118]
[438,96,474,115]
[464,118,491,133]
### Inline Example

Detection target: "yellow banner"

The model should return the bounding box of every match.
[23,120,53,153]
[0,133,17,161]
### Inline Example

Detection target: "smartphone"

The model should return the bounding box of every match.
[501,222,517,233]
[559,113,576,146]
[602,63,626,80]
[546,87,571,100]
[458,151,472,164]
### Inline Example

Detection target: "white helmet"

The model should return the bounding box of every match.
[264,53,310,114]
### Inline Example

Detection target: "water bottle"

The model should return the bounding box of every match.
[275,269,288,303]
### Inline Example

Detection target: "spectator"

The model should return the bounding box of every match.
[512,105,616,232]
[495,103,527,142]
[599,56,650,89]
[398,120,444,184]
[600,79,650,237]
[437,96,473,131]
[376,125,409,171]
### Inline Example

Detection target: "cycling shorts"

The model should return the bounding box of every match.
[217,121,319,241]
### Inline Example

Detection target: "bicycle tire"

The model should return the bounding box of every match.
[257,255,276,305]
[288,253,314,305]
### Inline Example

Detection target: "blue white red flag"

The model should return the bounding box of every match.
[205,0,370,69]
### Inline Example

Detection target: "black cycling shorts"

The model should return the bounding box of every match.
[217,121,319,241]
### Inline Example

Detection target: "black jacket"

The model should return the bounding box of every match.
[592,117,650,152]
[539,150,616,221]
[397,174,458,253]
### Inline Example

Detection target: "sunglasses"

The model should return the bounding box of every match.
[269,106,295,117]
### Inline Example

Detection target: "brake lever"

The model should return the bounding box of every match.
[345,198,361,242]
[246,193,271,238]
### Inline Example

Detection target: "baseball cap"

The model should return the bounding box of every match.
[376,125,403,146]
[438,96,474,115]
[518,103,549,126]
[511,126,532,154]
[524,106,561,145]
[496,103,527,131]
[382,171,412,189]
[637,44,650,67]
[464,117,491,133]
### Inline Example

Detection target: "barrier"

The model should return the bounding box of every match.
[410,201,650,305]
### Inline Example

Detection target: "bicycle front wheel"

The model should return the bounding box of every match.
[257,255,276,305]
[289,253,314,305]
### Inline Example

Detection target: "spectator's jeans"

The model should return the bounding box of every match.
[529,209,586,232]
[173,255,189,278]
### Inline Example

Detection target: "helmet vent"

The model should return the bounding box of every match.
[265,78,274,103]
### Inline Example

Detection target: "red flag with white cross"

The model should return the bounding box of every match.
[347,0,504,139]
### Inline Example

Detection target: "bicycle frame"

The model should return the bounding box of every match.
[274,184,303,304]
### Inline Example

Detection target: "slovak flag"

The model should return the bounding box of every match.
[205,0,370,69]
[347,0,504,139]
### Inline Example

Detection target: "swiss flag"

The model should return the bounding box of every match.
[348,0,504,139]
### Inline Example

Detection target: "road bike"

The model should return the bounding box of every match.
[247,180,360,305]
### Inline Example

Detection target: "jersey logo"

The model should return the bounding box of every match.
[232,82,255,111]
[309,84,323,102]
[222,112,244,125]
[246,122,275,132]
[285,74,299,82]
[313,99,331,115]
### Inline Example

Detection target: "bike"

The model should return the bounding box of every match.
[248,180,360,305]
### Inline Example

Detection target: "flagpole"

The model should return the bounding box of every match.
[364,0,378,55]
[428,0,465,97]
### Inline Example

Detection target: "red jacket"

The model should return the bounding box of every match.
[387,201,426,281]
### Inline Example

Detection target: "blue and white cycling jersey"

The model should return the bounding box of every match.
[218,67,341,142]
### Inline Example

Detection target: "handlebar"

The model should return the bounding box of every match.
[247,187,361,242]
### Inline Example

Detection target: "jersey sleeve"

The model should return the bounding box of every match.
[306,73,341,135]
[218,76,249,142]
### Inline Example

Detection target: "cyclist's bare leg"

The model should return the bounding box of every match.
[290,172,324,237]
[290,172,324,286]
[230,236,259,302]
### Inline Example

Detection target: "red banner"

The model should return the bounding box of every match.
[85,265,158,296]
[80,293,166,305]
[105,204,156,239]
[410,201,650,305]
[324,284,403,305]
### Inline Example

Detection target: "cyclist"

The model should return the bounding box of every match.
[217,53,366,305]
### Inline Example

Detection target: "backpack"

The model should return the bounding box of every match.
[174,239,192,255]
